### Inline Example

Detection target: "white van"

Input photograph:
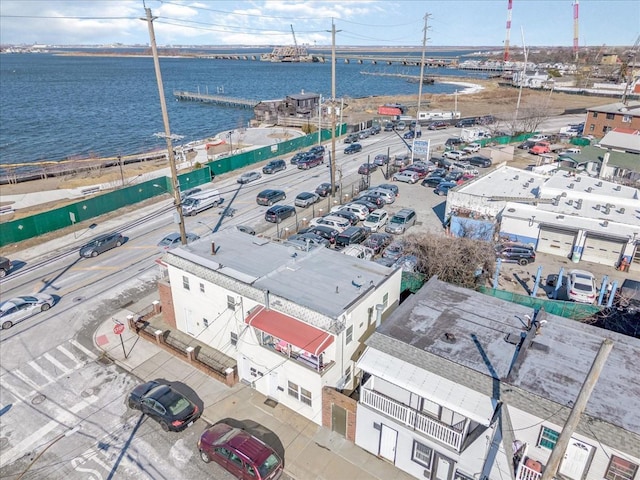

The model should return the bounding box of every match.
[342,245,375,260]
[181,190,221,216]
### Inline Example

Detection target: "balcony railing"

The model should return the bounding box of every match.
[360,388,464,451]
[516,462,543,480]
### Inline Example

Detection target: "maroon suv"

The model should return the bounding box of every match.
[198,422,283,480]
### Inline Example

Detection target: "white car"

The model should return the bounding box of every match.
[568,270,597,304]
[1,293,56,330]
[463,143,481,154]
[331,203,369,221]
[443,150,466,161]
[309,215,350,232]
[341,245,375,260]
[363,209,389,232]
[391,170,420,184]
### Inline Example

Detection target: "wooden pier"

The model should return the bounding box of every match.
[173,90,259,108]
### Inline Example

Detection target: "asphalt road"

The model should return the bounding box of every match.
[0,112,587,479]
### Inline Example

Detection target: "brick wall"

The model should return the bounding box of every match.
[157,279,176,328]
[322,387,358,441]
[585,111,640,136]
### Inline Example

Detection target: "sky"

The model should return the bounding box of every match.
[0,0,637,48]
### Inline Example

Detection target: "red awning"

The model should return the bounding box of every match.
[245,306,334,356]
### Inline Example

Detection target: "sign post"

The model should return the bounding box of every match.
[113,323,127,359]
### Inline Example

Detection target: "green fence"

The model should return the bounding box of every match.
[479,286,602,320]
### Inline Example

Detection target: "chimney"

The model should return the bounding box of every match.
[211,241,216,255]
[375,304,384,328]
[264,290,270,310]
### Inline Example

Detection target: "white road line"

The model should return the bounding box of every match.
[69,339,98,360]
[57,345,82,364]
[0,380,30,403]
[28,360,57,383]
[12,369,41,390]
[42,353,72,375]
[0,395,99,468]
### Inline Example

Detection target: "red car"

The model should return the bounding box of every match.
[400,165,429,178]
[198,422,284,480]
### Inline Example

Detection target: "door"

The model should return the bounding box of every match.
[432,452,454,480]
[537,227,576,257]
[581,236,625,265]
[331,404,347,436]
[184,308,195,335]
[268,371,279,400]
[378,425,397,462]
[559,439,593,480]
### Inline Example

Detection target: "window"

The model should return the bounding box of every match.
[606,113,615,120]
[622,115,631,123]
[383,293,389,309]
[346,325,353,344]
[300,387,312,406]
[230,332,238,346]
[412,440,433,469]
[589,124,595,132]
[288,381,299,400]
[605,456,638,480]
[203,318,209,328]
[199,283,205,293]
[344,366,352,384]
[537,426,559,449]
[592,112,598,118]
[182,276,190,290]
[227,295,236,310]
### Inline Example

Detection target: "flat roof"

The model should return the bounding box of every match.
[367,277,640,446]
[456,165,547,199]
[166,229,395,319]
[586,101,640,116]
[559,146,640,170]
[540,170,639,203]
[600,131,640,153]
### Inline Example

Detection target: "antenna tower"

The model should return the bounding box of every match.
[503,0,513,62]
[573,0,579,62]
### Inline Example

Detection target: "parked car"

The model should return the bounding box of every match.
[392,170,420,184]
[295,192,320,208]
[434,181,457,196]
[443,150,466,160]
[429,167,447,178]
[335,226,369,248]
[393,254,419,272]
[287,232,330,248]
[1,293,55,330]
[370,125,382,135]
[262,159,286,174]
[256,189,286,206]
[382,240,405,260]
[309,215,350,232]
[403,130,422,138]
[495,242,536,265]
[127,381,200,432]
[290,151,308,165]
[467,155,492,168]
[198,422,284,480]
[383,122,394,132]
[157,232,200,251]
[393,154,412,167]
[333,203,369,220]
[265,205,296,223]
[374,154,390,166]
[79,232,124,258]
[236,225,256,235]
[421,176,446,188]
[301,225,340,244]
[363,209,389,232]
[445,170,464,182]
[358,163,378,175]
[362,232,393,254]
[395,121,407,131]
[341,244,376,260]
[428,121,448,130]
[517,140,536,150]
[433,157,452,170]
[315,183,339,197]
[344,143,363,155]
[350,199,378,213]
[463,143,481,154]
[445,137,463,148]
[328,209,359,226]
[401,165,429,178]
[309,145,326,155]
[375,183,399,196]
[455,118,476,128]
[568,270,597,304]
[343,133,360,144]
[238,171,262,184]
[297,154,323,169]
[356,194,385,209]
[385,208,417,234]
[0,256,12,278]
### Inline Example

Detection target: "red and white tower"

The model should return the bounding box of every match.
[503,0,513,62]
[573,0,579,61]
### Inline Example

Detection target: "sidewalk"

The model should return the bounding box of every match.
[94,291,413,480]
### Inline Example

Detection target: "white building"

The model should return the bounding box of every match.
[446,166,640,272]
[355,277,640,480]
[162,229,402,424]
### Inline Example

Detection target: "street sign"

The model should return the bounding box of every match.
[113,323,125,335]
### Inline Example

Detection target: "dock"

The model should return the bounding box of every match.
[173,90,259,108]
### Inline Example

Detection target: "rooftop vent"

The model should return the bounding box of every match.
[567,199,574,205]
[508,208,516,213]
[596,181,603,187]
[529,178,534,183]
[603,207,611,215]
[595,204,601,210]
[576,199,583,210]
[443,333,457,343]
[602,220,609,227]
[561,192,567,197]
[211,241,216,255]
[618,207,626,214]
[514,175,519,180]
[586,187,592,193]
[523,182,530,188]
[576,176,582,182]
[614,185,622,191]
[568,183,574,189]
[557,215,565,219]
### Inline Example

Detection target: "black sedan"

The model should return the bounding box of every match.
[299,225,340,244]
[358,163,378,175]
[421,176,446,188]
[315,183,340,197]
[127,381,200,432]
[344,143,362,154]
[403,130,422,139]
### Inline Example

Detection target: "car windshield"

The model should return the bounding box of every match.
[390,216,404,225]
[366,214,381,222]
[182,197,196,206]
[84,239,101,247]
[258,453,281,477]
[387,244,402,253]
[573,283,593,292]
[154,387,191,416]
[158,237,175,246]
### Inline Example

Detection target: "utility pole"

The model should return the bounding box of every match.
[143,7,187,245]
[414,13,430,163]
[540,339,614,480]
[328,20,341,197]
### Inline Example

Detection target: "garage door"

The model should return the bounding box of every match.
[537,227,576,257]
[581,236,625,265]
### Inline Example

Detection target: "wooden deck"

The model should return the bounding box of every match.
[173,90,259,109]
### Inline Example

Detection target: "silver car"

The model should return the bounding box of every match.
[237,171,262,184]
[157,232,200,251]
[1,293,55,330]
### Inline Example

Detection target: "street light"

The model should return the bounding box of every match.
[227,131,234,155]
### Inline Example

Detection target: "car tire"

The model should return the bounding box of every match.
[159,420,170,432]
[41,303,51,312]
[200,450,211,463]
[518,258,530,266]
[116,240,122,247]
[268,201,273,206]
[2,321,13,330]
[0,269,6,278]
[91,251,98,257]
[127,398,137,409]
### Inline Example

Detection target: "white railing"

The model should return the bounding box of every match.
[360,388,464,451]
[516,463,542,480]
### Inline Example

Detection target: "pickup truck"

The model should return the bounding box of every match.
[529,142,551,155]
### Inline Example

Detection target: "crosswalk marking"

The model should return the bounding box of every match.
[43,352,72,374]
[11,369,41,390]
[28,359,58,382]
[57,345,80,362]
[69,339,98,360]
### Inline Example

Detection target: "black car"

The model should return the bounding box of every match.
[335,226,369,248]
[298,154,324,169]
[358,163,378,175]
[455,118,476,128]
[370,125,382,135]
[350,199,378,213]
[421,176,446,187]
[467,156,492,168]
[0,256,11,278]
[303,225,340,244]
[309,145,326,155]
[291,152,308,165]
[403,130,422,138]
[127,381,200,432]
[495,243,536,265]
[375,183,399,196]
[444,137,463,147]
[265,205,296,223]
[344,143,362,154]
[262,159,286,174]
[256,189,286,206]
[445,171,464,182]
[329,209,359,226]
[357,195,385,208]
[432,157,451,169]
[79,232,124,258]
[430,167,447,177]
[315,183,340,197]
[362,232,393,254]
